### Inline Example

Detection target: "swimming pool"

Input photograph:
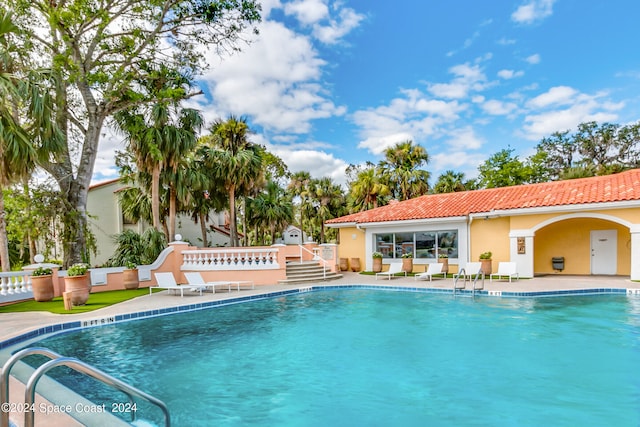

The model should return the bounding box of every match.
[22,289,640,426]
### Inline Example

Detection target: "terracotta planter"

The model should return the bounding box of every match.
[440,258,449,274]
[350,257,361,272]
[31,275,54,302]
[123,268,140,290]
[480,259,492,275]
[339,258,349,271]
[65,275,91,306]
[372,257,382,273]
[402,258,413,273]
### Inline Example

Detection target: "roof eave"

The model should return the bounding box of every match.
[474,200,640,218]
[354,216,469,228]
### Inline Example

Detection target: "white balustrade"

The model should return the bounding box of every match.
[0,271,34,303]
[181,248,280,271]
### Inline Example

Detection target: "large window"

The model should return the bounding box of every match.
[374,230,458,259]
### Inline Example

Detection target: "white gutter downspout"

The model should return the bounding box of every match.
[467,215,473,264]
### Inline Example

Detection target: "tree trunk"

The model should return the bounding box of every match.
[0,185,10,271]
[41,96,104,267]
[228,186,238,247]
[199,212,208,247]
[168,186,176,241]
[61,180,90,267]
[151,164,161,230]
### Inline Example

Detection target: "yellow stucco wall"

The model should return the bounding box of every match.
[469,217,511,273]
[534,218,630,275]
[337,227,367,271]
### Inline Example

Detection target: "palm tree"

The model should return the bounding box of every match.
[185,150,227,247]
[433,170,467,193]
[202,116,264,247]
[0,12,61,270]
[248,180,293,244]
[308,177,345,243]
[378,140,430,200]
[115,98,203,241]
[287,171,312,243]
[348,166,390,212]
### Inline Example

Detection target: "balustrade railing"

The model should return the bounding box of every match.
[181,248,280,271]
[0,271,33,303]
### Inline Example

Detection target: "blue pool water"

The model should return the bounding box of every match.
[25,290,640,426]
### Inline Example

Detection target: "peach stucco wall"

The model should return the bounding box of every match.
[337,227,366,271]
[534,218,630,275]
[469,216,511,272]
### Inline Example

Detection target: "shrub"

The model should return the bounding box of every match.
[32,267,53,276]
[372,252,383,258]
[479,251,492,260]
[67,263,89,277]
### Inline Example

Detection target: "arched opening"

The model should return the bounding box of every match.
[533,217,631,276]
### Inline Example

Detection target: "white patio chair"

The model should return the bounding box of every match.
[184,272,233,293]
[414,263,446,281]
[375,262,406,280]
[151,272,207,297]
[490,262,519,282]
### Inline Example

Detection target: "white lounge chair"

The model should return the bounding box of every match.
[152,272,208,297]
[414,263,446,281]
[375,262,406,280]
[463,262,483,279]
[490,262,519,282]
[184,272,233,293]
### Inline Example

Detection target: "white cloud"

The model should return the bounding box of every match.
[525,53,541,64]
[273,148,349,186]
[512,0,555,24]
[445,127,485,150]
[527,86,578,109]
[482,99,518,115]
[283,0,365,45]
[284,0,329,25]
[202,21,346,134]
[427,63,489,99]
[313,6,365,44]
[521,93,623,140]
[352,87,465,156]
[497,69,524,79]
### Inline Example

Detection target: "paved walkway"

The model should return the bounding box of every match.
[1,272,637,345]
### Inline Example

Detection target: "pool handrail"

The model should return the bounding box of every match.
[453,268,485,296]
[1,347,64,427]
[0,346,170,427]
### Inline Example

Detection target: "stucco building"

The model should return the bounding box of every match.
[326,169,640,280]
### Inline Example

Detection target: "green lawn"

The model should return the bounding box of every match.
[0,288,159,315]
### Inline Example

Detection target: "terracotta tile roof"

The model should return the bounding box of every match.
[327,169,640,225]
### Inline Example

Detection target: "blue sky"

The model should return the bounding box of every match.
[94,0,640,187]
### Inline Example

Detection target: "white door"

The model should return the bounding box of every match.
[590,230,617,275]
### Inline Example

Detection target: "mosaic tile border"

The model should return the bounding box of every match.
[0,285,633,350]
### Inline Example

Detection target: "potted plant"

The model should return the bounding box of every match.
[64,263,91,306]
[479,251,492,275]
[372,252,383,272]
[31,267,54,302]
[438,253,449,274]
[123,260,140,290]
[401,252,414,273]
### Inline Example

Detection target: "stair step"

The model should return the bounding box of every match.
[278,273,343,285]
[282,260,340,284]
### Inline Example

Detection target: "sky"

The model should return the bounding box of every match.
[93,0,640,187]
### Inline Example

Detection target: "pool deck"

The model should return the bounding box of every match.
[1,272,638,345]
[1,272,638,427]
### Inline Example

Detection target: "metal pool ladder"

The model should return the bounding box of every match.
[453,268,485,296]
[1,347,170,427]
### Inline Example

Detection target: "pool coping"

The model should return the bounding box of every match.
[2,283,638,351]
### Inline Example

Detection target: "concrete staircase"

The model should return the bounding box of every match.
[278,261,343,285]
